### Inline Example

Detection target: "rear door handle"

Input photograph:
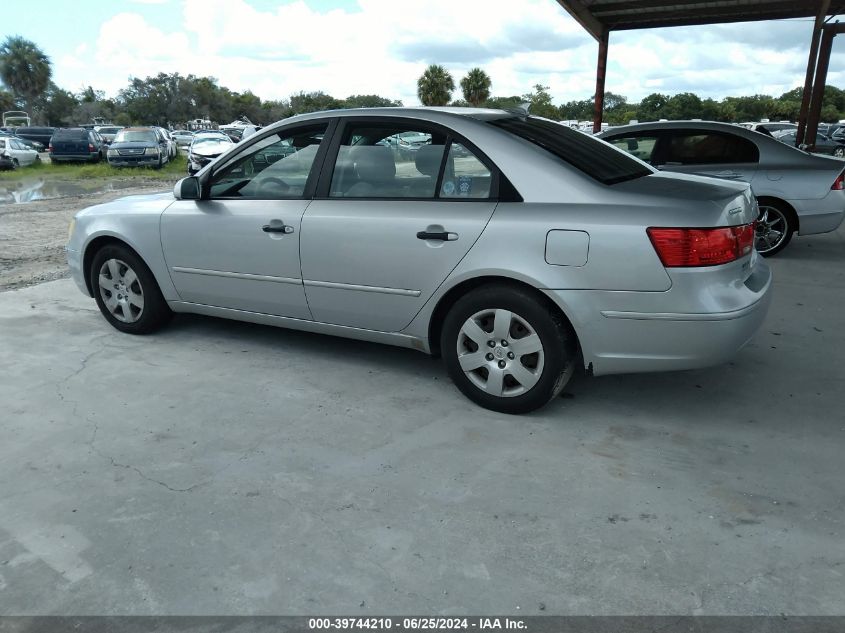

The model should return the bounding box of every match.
[416,231,458,241]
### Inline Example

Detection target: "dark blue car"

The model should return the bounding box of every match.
[106,127,169,168]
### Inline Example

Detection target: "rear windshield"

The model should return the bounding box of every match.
[113,130,157,143]
[98,127,122,134]
[490,117,652,185]
[52,129,88,140]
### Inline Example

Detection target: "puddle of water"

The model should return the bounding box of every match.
[0,177,149,205]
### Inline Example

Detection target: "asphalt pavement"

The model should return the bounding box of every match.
[0,226,843,615]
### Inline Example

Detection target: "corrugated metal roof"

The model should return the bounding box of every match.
[558,0,845,39]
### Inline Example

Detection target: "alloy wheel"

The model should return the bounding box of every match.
[98,258,145,323]
[755,205,788,254]
[456,309,545,397]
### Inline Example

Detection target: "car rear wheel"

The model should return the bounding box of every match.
[441,284,576,414]
[755,199,795,257]
[90,244,171,334]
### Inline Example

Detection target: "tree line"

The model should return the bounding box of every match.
[3,36,845,129]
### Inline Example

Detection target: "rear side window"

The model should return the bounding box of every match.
[606,135,660,164]
[663,132,759,165]
[491,117,652,185]
[329,124,447,199]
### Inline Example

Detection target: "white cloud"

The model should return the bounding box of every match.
[46,0,840,113]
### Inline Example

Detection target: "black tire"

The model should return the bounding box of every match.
[441,283,577,414]
[755,198,796,257]
[90,243,171,334]
[834,147,845,158]
[12,158,19,169]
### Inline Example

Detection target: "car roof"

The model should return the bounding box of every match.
[256,106,518,134]
[121,127,157,132]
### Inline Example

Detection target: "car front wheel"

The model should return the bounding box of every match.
[441,284,576,414]
[90,244,171,334]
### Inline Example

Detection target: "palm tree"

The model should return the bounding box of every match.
[0,36,52,117]
[460,68,492,107]
[417,65,454,106]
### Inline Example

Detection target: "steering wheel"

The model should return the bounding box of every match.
[255,176,290,198]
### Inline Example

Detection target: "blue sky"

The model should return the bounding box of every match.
[2,0,844,108]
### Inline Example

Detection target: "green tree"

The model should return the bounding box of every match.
[417,64,454,106]
[343,94,401,108]
[637,93,669,121]
[460,68,492,107]
[34,82,77,126]
[522,84,559,119]
[0,36,52,117]
[664,92,703,119]
[485,95,525,111]
[289,91,341,114]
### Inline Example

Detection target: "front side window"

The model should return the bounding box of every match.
[330,124,445,198]
[663,132,759,165]
[606,135,660,164]
[209,124,327,199]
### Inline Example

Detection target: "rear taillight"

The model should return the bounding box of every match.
[832,171,845,190]
[88,143,95,152]
[48,144,53,153]
[647,223,755,267]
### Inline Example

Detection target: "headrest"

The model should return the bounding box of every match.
[415,144,445,177]
[351,146,395,181]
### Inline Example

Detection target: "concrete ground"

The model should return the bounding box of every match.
[0,227,843,616]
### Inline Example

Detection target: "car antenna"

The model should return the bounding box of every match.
[504,102,531,118]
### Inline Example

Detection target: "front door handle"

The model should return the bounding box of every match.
[262,222,294,234]
[417,231,458,241]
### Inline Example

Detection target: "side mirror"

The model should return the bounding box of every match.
[174,176,200,200]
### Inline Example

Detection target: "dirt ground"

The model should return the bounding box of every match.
[0,181,173,291]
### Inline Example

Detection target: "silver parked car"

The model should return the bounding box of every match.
[599,121,845,256]
[67,108,771,413]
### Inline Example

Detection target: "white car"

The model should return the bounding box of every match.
[0,136,40,168]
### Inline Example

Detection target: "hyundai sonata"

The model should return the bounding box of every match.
[67,108,771,413]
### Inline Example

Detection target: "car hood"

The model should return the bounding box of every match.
[75,191,174,219]
[190,140,232,157]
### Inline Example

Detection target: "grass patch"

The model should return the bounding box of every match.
[0,154,188,182]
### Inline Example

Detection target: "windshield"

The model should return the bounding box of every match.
[98,127,122,134]
[113,130,157,143]
[194,134,231,145]
[490,117,653,185]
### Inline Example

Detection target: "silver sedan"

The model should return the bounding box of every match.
[67,108,771,413]
[599,121,845,256]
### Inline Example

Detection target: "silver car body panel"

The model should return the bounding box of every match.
[598,120,845,235]
[68,107,772,377]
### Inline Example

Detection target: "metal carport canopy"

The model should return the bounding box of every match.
[557,0,845,141]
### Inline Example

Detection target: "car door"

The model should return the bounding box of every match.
[160,122,332,319]
[653,129,759,183]
[300,118,498,332]
[11,139,36,165]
